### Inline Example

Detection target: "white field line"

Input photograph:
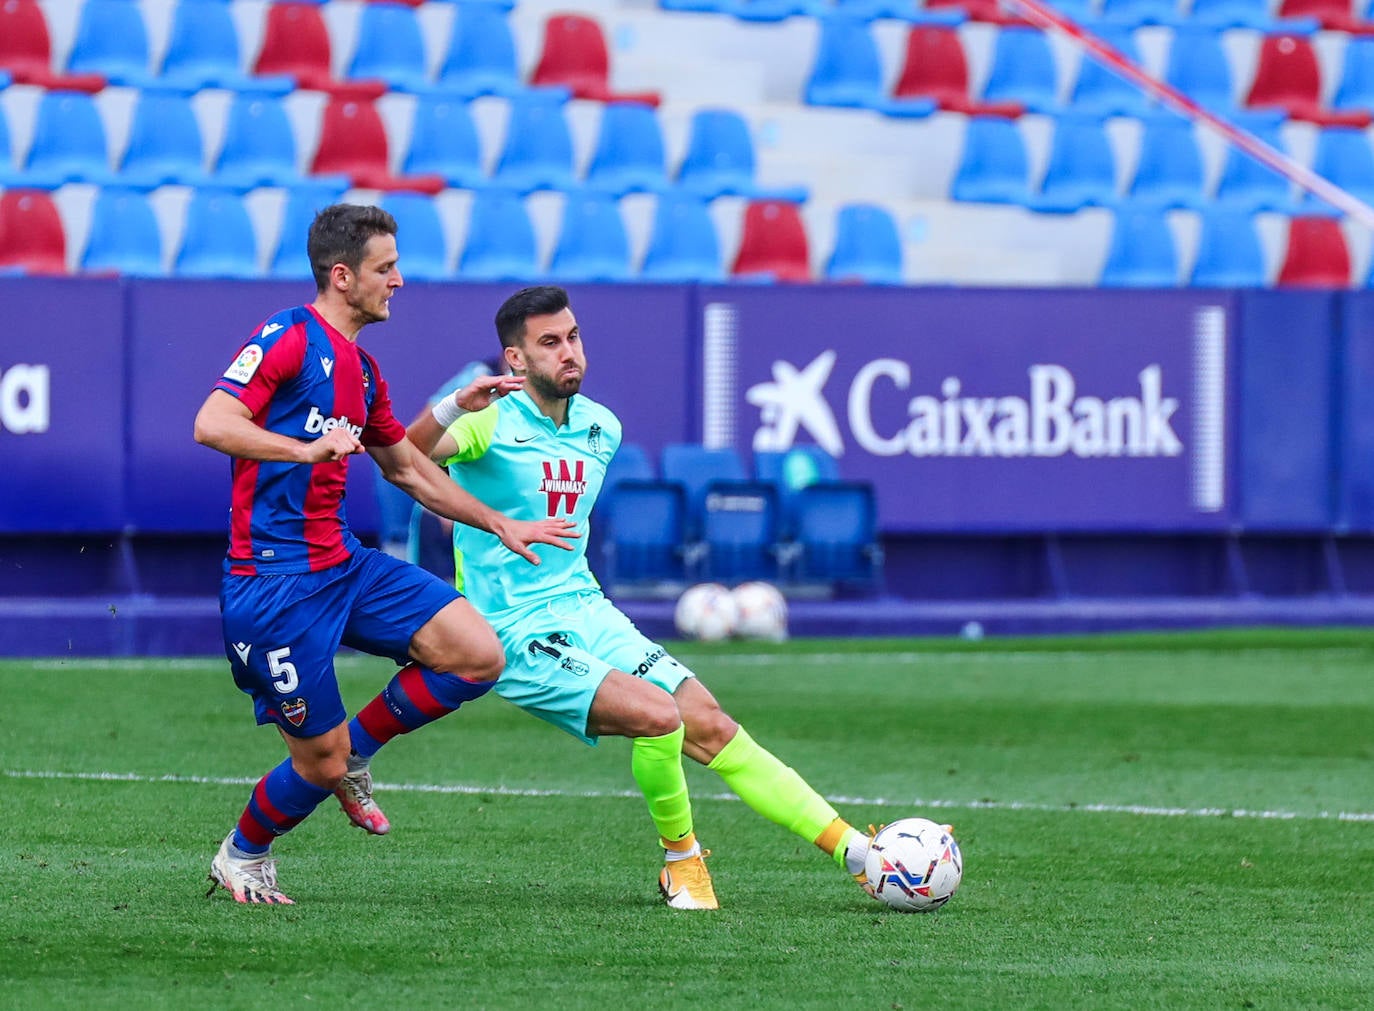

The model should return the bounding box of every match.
[6,767,1374,823]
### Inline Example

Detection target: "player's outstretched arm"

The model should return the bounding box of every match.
[370,438,576,564]
[194,390,362,462]
[406,374,524,463]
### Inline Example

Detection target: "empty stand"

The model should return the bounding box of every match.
[891,26,1024,117]
[458,189,540,280]
[638,193,724,281]
[1189,209,1267,287]
[346,1,434,94]
[1332,35,1374,112]
[0,189,66,274]
[160,0,294,94]
[1163,24,1244,115]
[24,90,117,185]
[438,0,525,97]
[490,90,579,193]
[65,0,156,88]
[804,16,938,117]
[1097,207,1179,287]
[0,0,104,92]
[215,92,330,190]
[825,202,904,283]
[530,13,661,106]
[950,115,1033,204]
[677,108,808,202]
[310,98,446,193]
[981,25,1059,114]
[1276,215,1352,286]
[1303,126,1374,213]
[254,2,387,100]
[1069,25,1153,117]
[1127,113,1206,209]
[120,89,211,189]
[1213,113,1299,212]
[584,102,670,195]
[81,187,164,276]
[731,199,812,282]
[1035,114,1118,212]
[175,189,260,278]
[402,95,487,189]
[549,191,632,282]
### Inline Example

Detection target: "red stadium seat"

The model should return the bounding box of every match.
[1276,0,1373,32]
[731,200,811,282]
[530,13,661,106]
[254,2,386,100]
[0,0,105,92]
[1246,33,1373,127]
[922,0,1031,25]
[0,189,67,274]
[892,27,1024,117]
[310,97,445,193]
[1276,216,1351,287]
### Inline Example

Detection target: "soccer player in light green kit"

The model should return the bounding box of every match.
[404,285,872,909]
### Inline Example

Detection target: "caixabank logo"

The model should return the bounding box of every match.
[746,352,1183,460]
[0,364,50,435]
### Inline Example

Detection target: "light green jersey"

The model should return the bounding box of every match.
[440,389,621,622]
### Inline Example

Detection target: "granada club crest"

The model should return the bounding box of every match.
[587,423,602,453]
[540,459,587,516]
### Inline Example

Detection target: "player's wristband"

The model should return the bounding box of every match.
[431,394,466,429]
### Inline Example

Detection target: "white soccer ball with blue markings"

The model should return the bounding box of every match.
[730,580,788,642]
[864,818,963,913]
[673,583,737,642]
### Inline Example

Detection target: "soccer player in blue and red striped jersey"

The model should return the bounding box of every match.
[195,204,576,904]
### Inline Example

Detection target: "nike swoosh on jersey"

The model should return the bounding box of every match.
[514,434,539,443]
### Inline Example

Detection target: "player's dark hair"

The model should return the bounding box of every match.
[495,286,570,347]
[307,204,398,291]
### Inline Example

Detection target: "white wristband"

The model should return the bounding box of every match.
[431,394,465,428]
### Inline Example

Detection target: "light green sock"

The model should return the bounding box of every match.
[631,725,694,846]
[707,726,842,858]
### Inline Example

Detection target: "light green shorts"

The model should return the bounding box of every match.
[491,590,694,745]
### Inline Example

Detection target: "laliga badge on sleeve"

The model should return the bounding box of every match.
[223,344,264,384]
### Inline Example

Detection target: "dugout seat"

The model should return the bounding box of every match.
[160,0,294,94]
[311,98,446,194]
[1189,209,1267,288]
[585,102,670,195]
[731,200,812,282]
[638,193,724,282]
[81,186,164,276]
[458,189,540,280]
[175,189,260,278]
[548,191,632,282]
[254,2,387,100]
[599,479,694,590]
[531,13,661,106]
[1097,207,1179,287]
[0,188,67,274]
[701,479,783,583]
[891,26,1024,117]
[825,203,904,284]
[660,444,748,538]
[789,481,883,590]
[1276,216,1352,287]
[754,446,841,538]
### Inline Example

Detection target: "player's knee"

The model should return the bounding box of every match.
[296,752,348,790]
[685,708,739,757]
[637,692,683,738]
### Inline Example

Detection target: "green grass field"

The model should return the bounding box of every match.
[5,630,1374,1009]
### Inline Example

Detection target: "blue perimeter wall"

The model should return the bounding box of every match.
[4,278,1374,654]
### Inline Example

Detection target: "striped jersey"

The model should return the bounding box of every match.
[212,304,406,575]
[440,389,620,621]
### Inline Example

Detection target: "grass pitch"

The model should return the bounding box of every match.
[4,629,1374,1009]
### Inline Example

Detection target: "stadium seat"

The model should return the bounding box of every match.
[490,90,579,193]
[437,0,524,97]
[754,446,842,537]
[0,0,104,92]
[1303,126,1374,213]
[379,192,451,281]
[215,92,333,191]
[700,479,782,583]
[65,0,156,88]
[660,443,749,535]
[1246,33,1373,127]
[24,89,117,185]
[599,479,692,588]
[1098,0,1182,26]
[584,102,670,195]
[1276,0,1366,32]
[1188,208,1267,287]
[825,202,904,283]
[0,103,23,187]
[310,98,446,194]
[530,13,661,107]
[1034,114,1119,213]
[604,442,655,492]
[1191,0,1299,28]
[731,199,812,282]
[677,108,808,202]
[981,26,1060,115]
[789,481,883,588]
[175,189,260,278]
[270,180,349,279]
[346,1,433,94]
[80,186,164,276]
[548,191,632,282]
[1213,113,1298,212]
[119,89,211,189]
[803,16,938,117]
[923,0,1030,26]
[402,95,486,189]
[1332,36,1374,113]
[638,193,725,282]
[949,115,1033,205]
[0,189,67,274]
[1098,207,1178,287]
[1069,25,1152,117]
[160,0,294,94]
[1162,24,1243,116]
[1276,215,1351,287]
[1126,113,1206,209]
[891,26,1024,117]
[458,189,540,280]
[254,2,386,100]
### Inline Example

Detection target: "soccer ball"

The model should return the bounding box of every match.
[673,582,737,642]
[864,818,963,913]
[731,580,788,642]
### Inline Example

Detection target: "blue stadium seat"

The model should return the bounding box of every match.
[677,108,809,202]
[1034,114,1119,212]
[981,26,1059,115]
[1191,0,1302,28]
[661,443,748,536]
[1068,25,1152,117]
[80,187,164,276]
[599,479,692,588]
[701,479,782,583]
[548,191,632,282]
[803,15,937,116]
[585,102,670,195]
[825,202,904,283]
[1213,113,1298,212]
[491,91,578,193]
[347,1,433,94]
[402,95,486,189]
[24,90,117,185]
[949,116,1033,205]
[1162,25,1242,115]
[1098,207,1178,287]
[789,481,882,588]
[754,446,841,537]
[1303,126,1374,213]
[213,93,310,190]
[638,193,724,282]
[66,0,156,87]
[458,189,540,280]
[438,0,527,97]
[1334,36,1374,113]
[0,100,32,187]
[1126,113,1206,209]
[380,192,450,281]
[604,442,655,492]
[270,181,349,279]
[1189,209,1267,287]
[160,0,293,94]
[175,189,260,278]
[120,89,211,189]
[1098,0,1182,26]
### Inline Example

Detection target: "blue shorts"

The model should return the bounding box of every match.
[491,590,694,746]
[220,546,462,738]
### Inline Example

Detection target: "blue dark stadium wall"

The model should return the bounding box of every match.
[4,277,1374,654]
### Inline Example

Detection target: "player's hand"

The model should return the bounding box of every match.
[493,517,579,564]
[455,374,525,414]
[304,426,364,462]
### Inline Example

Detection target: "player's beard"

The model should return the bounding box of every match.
[527,363,583,401]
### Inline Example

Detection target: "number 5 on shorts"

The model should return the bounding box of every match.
[268,646,299,694]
